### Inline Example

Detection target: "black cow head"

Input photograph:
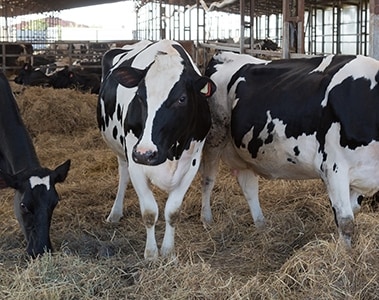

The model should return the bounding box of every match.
[14,63,32,85]
[0,160,70,258]
[111,57,216,166]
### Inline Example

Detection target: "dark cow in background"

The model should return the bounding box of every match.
[14,63,51,86]
[14,62,101,94]
[48,66,100,94]
[201,51,379,247]
[0,71,70,257]
[98,40,215,259]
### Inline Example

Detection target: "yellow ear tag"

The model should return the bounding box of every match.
[200,82,212,97]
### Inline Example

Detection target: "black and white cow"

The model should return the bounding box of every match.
[97,40,215,259]
[14,63,51,86]
[0,71,70,257]
[201,51,379,246]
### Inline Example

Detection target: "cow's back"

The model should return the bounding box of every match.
[207,53,379,180]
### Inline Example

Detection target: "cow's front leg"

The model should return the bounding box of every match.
[160,190,183,259]
[107,156,130,222]
[323,164,354,247]
[161,159,201,258]
[129,170,159,260]
[236,169,265,228]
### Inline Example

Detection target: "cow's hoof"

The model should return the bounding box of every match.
[254,218,266,230]
[106,213,123,223]
[201,212,213,228]
[202,219,213,230]
[144,248,159,261]
[160,247,177,262]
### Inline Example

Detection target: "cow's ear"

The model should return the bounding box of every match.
[51,160,71,184]
[0,171,20,190]
[112,67,146,88]
[196,76,216,98]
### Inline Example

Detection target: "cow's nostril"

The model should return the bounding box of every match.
[133,148,158,165]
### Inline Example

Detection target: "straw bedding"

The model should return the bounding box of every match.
[0,83,378,299]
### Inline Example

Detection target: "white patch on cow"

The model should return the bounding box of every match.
[238,111,319,179]
[320,55,379,107]
[323,122,379,197]
[231,77,246,109]
[310,55,334,73]
[29,175,50,190]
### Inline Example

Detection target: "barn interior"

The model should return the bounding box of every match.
[0,0,377,74]
[0,1,378,299]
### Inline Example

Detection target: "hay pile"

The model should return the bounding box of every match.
[0,84,378,299]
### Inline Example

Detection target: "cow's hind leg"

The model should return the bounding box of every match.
[107,157,130,222]
[236,169,265,228]
[323,165,354,247]
[199,148,221,225]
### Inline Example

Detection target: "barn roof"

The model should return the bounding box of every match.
[0,0,122,17]
[0,0,364,18]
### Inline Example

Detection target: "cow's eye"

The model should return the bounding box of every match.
[20,202,30,214]
[177,96,186,105]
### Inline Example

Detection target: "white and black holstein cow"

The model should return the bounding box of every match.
[0,71,70,257]
[201,51,379,246]
[97,40,215,259]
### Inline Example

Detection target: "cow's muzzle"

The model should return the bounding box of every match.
[132,147,160,166]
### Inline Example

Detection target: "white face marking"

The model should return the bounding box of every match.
[137,50,184,152]
[29,176,50,190]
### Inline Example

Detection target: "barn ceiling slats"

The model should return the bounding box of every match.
[0,0,122,17]
[0,0,364,18]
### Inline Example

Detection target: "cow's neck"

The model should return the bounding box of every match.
[0,90,41,174]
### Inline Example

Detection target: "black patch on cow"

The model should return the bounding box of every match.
[112,126,118,140]
[98,43,153,132]
[192,159,197,166]
[332,206,338,226]
[293,146,300,156]
[333,163,338,172]
[149,73,212,162]
[205,56,224,78]
[267,121,274,133]
[125,86,146,139]
[172,44,193,68]
[264,121,274,144]
[323,152,327,162]
[264,134,273,144]
[98,75,119,131]
[101,48,129,78]
[228,55,359,159]
[117,104,123,122]
[287,158,296,164]
[325,75,379,149]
